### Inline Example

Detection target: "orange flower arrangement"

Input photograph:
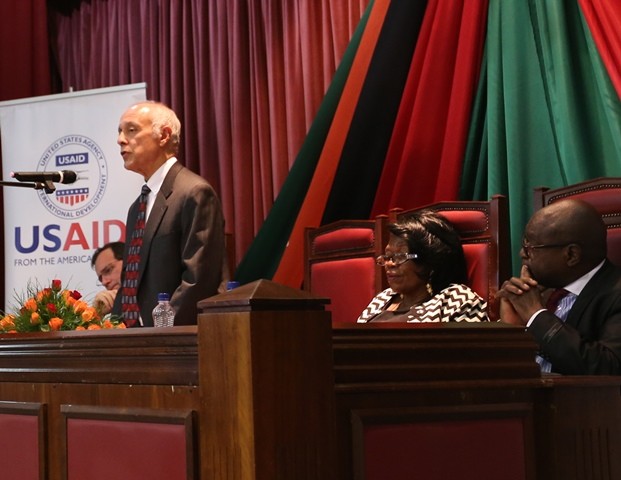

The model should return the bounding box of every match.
[0,279,126,333]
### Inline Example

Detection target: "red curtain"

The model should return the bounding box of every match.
[273,0,391,286]
[578,0,621,98]
[49,0,369,266]
[0,0,51,102]
[371,0,488,216]
[0,0,52,306]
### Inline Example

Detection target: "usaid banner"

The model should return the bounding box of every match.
[0,83,146,310]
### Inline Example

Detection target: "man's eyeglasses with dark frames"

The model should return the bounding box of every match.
[375,253,418,266]
[521,241,573,257]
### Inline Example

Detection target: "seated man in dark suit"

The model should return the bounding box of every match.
[498,199,621,375]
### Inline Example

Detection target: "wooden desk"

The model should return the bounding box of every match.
[0,327,201,480]
[0,280,335,480]
[0,281,619,479]
[332,322,621,480]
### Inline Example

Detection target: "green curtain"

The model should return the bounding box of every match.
[461,0,621,274]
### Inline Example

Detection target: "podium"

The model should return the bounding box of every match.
[0,280,619,479]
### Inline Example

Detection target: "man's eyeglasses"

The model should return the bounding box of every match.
[97,261,119,285]
[521,241,572,257]
[375,253,418,266]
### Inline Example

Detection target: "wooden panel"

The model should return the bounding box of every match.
[533,377,621,480]
[0,326,198,385]
[332,322,540,383]
[61,405,195,480]
[0,401,46,480]
[198,308,336,479]
[0,383,199,480]
[352,404,533,480]
[332,322,540,480]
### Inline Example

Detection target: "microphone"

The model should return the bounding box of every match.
[11,170,78,185]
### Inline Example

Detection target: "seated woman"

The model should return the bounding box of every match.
[357,210,488,323]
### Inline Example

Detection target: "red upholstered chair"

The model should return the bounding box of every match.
[304,217,389,323]
[533,177,621,267]
[389,195,510,320]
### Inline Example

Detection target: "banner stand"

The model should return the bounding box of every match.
[0,83,147,311]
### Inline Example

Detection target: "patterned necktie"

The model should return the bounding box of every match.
[121,184,150,327]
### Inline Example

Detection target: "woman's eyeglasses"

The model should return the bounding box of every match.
[375,253,418,266]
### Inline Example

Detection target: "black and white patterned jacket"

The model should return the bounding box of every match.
[356,284,488,323]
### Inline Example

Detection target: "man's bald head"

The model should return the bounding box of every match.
[531,199,607,261]
[524,199,607,286]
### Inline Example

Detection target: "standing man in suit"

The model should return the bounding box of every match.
[497,199,621,375]
[112,101,226,326]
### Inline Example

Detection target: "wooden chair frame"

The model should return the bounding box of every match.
[534,177,621,228]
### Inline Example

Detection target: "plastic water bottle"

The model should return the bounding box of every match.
[152,293,175,327]
[226,280,240,291]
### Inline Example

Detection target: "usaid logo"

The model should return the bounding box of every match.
[57,152,89,166]
[36,135,108,219]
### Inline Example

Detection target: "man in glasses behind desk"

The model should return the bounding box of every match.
[498,199,621,375]
[91,241,125,315]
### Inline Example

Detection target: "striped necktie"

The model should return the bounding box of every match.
[120,184,150,327]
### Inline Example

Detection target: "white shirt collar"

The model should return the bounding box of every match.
[563,259,605,296]
[146,157,177,194]
[144,157,177,220]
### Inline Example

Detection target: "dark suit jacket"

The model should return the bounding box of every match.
[529,260,621,375]
[113,161,226,326]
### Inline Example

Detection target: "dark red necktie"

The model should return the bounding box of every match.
[121,185,150,327]
[546,288,569,313]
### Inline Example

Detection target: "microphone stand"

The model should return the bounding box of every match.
[0,180,55,194]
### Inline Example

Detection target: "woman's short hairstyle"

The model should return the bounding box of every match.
[389,210,468,292]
